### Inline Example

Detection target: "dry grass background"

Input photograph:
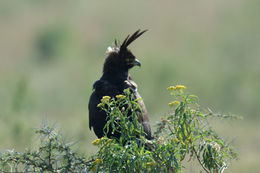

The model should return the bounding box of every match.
[0,0,260,172]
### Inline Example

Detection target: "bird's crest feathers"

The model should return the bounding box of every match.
[120,29,148,52]
[106,29,147,55]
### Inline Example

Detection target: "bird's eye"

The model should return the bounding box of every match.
[125,58,131,62]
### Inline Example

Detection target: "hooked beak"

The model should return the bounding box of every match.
[133,59,141,67]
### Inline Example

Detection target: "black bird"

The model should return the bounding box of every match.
[88,30,152,140]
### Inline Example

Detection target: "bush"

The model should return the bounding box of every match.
[0,86,238,173]
[0,124,90,172]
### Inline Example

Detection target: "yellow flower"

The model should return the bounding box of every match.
[173,138,180,143]
[116,94,126,99]
[92,138,101,146]
[168,101,180,106]
[97,103,103,107]
[175,85,186,90]
[167,86,176,91]
[101,96,111,103]
[93,158,103,165]
[146,162,156,166]
[167,85,186,93]
[102,96,111,99]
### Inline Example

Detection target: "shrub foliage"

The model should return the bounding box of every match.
[0,86,237,173]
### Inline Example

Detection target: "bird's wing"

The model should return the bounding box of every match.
[124,79,152,139]
[88,79,120,137]
[89,78,152,139]
[92,80,119,96]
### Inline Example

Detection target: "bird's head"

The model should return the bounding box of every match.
[103,30,147,74]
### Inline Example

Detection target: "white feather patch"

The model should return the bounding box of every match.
[106,46,119,54]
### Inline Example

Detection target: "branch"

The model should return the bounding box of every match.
[192,147,210,173]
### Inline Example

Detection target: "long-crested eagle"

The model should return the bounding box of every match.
[88,30,152,140]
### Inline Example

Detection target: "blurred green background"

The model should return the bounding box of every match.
[0,0,259,172]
